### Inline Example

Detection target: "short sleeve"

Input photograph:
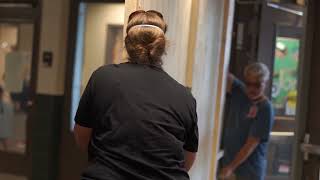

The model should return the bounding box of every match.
[231,78,245,94]
[183,99,199,152]
[74,72,96,128]
[249,102,274,142]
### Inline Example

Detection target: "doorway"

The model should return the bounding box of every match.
[0,1,41,179]
[59,1,125,179]
[223,1,308,180]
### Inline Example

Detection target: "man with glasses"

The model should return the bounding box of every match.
[219,63,275,180]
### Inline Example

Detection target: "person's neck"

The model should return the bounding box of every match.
[251,95,265,103]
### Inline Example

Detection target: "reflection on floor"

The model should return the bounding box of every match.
[0,111,26,154]
[0,173,27,180]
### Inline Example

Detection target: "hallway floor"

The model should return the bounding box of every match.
[0,173,26,180]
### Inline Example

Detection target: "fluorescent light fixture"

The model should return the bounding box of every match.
[267,2,304,16]
[271,131,295,136]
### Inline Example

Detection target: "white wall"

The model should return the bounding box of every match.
[36,0,69,95]
[190,0,235,179]
[82,3,125,88]
[127,0,192,86]
[189,0,225,179]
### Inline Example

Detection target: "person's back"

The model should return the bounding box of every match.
[74,10,198,180]
[77,63,197,180]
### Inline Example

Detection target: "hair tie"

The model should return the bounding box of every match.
[129,24,164,34]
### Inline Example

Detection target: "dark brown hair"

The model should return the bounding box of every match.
[125,10,167,66]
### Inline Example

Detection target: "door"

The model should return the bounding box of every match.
[0,2,40,179]
[254,2,308,180]
[298,0,320,179]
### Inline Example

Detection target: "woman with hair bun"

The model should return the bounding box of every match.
[74,10,198,180]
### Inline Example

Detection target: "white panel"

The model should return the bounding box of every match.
[36,0,69,95]
[190,0,234,179]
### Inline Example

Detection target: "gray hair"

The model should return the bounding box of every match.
[244,63,270,82]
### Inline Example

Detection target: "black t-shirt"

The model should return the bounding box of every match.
[75,63,198,180]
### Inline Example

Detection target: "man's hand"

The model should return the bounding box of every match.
[221,136,260,179]
[219,165,234,179]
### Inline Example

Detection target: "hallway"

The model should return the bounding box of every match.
[1,0,319,180]
[0,173,26,180]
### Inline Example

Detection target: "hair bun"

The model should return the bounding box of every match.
[125,10,167,66]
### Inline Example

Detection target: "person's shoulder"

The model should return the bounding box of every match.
[259,97,273,113]
[262,97,272,107]
[229,77,246,98]
[162,74,196,103]
[176,84,197,105]
[232,77,245,90]
[94,63,129,75]
[96,63,122,71]
[88,64,121,85]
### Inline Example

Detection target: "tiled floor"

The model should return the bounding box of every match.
[0,173,27,180]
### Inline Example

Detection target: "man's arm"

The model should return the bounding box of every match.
[74,124,92,152]
[184,151,197,171]
[228,136,259,170]
[220,136,260,178]
[227,73,234,93]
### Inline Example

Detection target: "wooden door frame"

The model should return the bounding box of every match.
[62,0,125,149]
[291,0,316,179]
[0,0,41,176]
[58,0,124,179]
[293,0,319,179]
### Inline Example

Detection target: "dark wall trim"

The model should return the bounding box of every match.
[30,95,64,180]
[0,0,38,7]
[0,7,35,21]
[27,0,42,178]
[306,0,320,146]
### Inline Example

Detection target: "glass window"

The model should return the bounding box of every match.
[0,23,34,154]
[267,35,301,179]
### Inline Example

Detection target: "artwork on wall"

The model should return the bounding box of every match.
[271,37,300,116]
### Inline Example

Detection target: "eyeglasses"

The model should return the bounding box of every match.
[128,10,164,22]
[245,81,263,89]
